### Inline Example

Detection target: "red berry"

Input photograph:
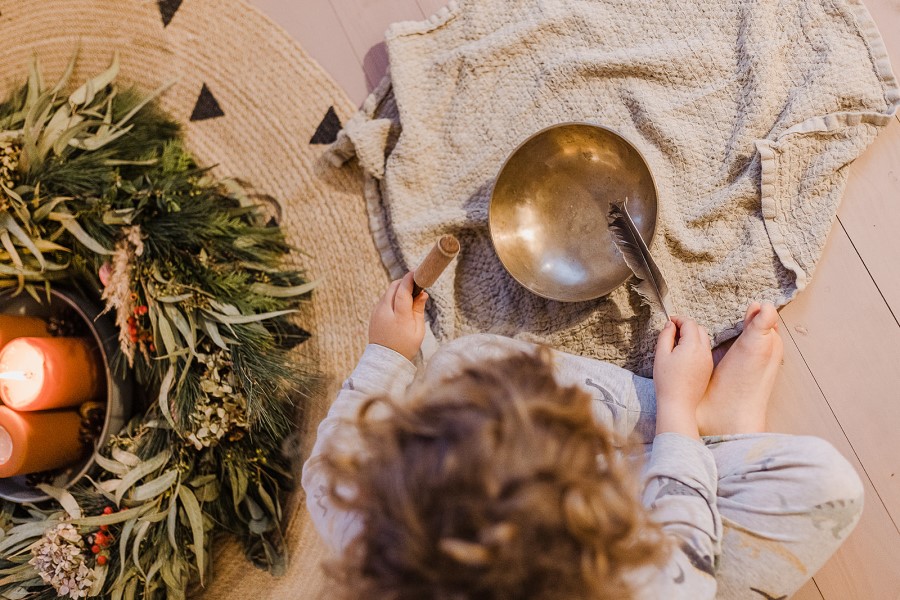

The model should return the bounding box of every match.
[148,343,156,353]
[127,316,135,325]
[100,525,109,532]
[137,305,148,316]
[97,555,108,566]
[102,506,114,515]
[91,544,101,554]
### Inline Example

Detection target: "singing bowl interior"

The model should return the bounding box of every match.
[489,123,658,302]
[0,288,132,503]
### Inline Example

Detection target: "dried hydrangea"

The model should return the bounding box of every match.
[186,351,249,450]
[29,523,96,599]
[0,131,22,193]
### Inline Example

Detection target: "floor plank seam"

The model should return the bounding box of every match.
[779,315,900,535]
[835,217,900,328]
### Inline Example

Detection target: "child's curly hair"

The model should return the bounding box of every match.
[320,348,669,599]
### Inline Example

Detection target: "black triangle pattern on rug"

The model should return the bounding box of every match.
[275,323,311,349]
[190,84,225,121]
[310,106,342,144]
[158,0,183,27]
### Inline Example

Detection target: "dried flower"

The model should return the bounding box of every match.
[0,131,22,191]
[101,225,145,365]
[186,351,249,450]
[29,523,97,599]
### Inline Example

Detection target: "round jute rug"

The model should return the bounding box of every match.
[0,1,387,597]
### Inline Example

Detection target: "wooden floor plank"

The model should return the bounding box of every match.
[837,117,900,322]
[768,315,900,599]
[328,0,424,92]
[249,0,370,105]
[779,226,900,530]
[792,579,825,600]
[860,0,900,69]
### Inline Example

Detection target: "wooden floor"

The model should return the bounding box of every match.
[250,1,900,598]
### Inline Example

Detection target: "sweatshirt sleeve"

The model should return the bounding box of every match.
[301,344,417,552]
[632,432,721,599]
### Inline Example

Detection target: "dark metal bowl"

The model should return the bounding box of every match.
[0,288,132,503]
[489,122,659,302]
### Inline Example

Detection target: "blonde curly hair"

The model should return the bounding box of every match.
[320,347,668,599]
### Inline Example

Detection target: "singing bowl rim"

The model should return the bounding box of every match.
[0,288,133,503]
[488,121,660,302]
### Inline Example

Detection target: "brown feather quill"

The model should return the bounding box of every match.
[606,199,675,319]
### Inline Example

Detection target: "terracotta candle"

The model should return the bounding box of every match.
[0,406,83,477]
[0,337,102,411]
[0,315,49,349]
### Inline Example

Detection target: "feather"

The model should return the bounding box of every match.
[606,199,675,318]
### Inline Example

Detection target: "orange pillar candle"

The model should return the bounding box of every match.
[0,337,102,411]
[0,315,49,349]
[0,406,83,477]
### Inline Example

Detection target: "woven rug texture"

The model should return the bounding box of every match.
[0,0,388,597]
[330,0,900,377]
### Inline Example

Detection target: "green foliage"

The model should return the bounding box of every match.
[0,55,315,599]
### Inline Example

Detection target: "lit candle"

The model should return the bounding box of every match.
[0,406,83,477]
[0,337,102,411]
[0,315,49,349]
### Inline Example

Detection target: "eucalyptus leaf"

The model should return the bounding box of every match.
[118,517,136,582]
[163,304,195,354]
[49,52,77,96]
[156,293,193,303]
[31,196,72,222]
[201,317,229,350]
[130,469,178,502]
[69,52,119,106]
[250,280,319,298]
[115,450,172,506]
[167,484,179,553]
[155,311,180,358]
[71,503,154,527]
[157,366,177,430]
[47,210,112,255]
[0,521,57,555]
[131,519,151,578]
[34,484,81,519]
[89,564,108,596]
[257,483,281,522]
[178,486,206,585]
[204,308,297,325]
[1,213,46,271]
[0,565,40,586]
[188,474,217,488]
[111,448,141,468]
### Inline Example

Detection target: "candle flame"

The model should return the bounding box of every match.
[0,370,31,381]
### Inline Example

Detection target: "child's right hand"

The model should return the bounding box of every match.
[368,272,428,361]
[653,317,713,439]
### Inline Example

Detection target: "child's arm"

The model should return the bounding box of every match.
[301,273,428,552]
[638,318,720,598]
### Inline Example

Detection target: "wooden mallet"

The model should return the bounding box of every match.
[412,235,460,298]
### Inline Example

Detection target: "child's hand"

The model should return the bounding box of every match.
[368,272,428,361]
[653,317,713,439]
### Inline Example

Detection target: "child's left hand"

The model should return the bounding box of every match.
[368,272,428,361]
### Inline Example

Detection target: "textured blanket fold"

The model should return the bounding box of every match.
[331,0,899,376]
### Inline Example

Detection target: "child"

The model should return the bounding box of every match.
[302,272,863,599]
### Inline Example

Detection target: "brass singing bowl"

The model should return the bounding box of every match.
[489,122,659,302]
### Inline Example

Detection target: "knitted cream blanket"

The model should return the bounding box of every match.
[330,0,899,376]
